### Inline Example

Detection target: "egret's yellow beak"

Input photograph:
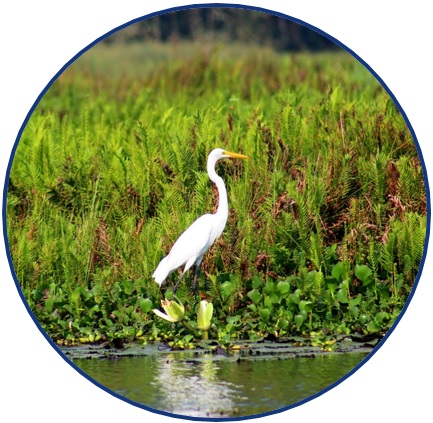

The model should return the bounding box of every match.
[224,150,248,159]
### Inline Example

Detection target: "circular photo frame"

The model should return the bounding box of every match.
[3,3,430,421]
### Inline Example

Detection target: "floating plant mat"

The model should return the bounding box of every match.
[60,334,379,361]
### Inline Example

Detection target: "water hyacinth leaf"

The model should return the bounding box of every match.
[355,264,373,286]
[264,295,274,309]
[336,288,348,304]
[349,295,362,306]
[331,261,345,281]
[247,304,257,312]
[45,297,55,313]
[277,318,289,329]
[294,314,304,326]
[264,282,276,295]
[81,326,92,335]
[367,320,381,333]
[299,300,313,313]
[122,280,134,295]
[251,275,264,289]
[349,305,359,317]
[277,281,291,294]
[325,277,338,295]
[359,314,368,325]
[289,292,301,304]
[375,311,389,323]
[226,315,241,326]
[138,298,153,313]
[299,310,308,321]
[259,308,271,321]
[183,334,194,343]
[247,289,262,304]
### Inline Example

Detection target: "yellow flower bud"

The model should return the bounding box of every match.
[197,300,213,330]
[153,299,185,322]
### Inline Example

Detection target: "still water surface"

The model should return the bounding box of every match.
[75,350,367,418]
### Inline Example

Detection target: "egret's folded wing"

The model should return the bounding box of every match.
[164,214,215,271]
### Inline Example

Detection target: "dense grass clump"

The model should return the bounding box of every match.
[6,42,427,346]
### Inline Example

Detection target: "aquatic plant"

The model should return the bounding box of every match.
[197,300,214,340]
[153,299,185,323]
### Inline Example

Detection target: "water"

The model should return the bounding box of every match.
[74,350,367,418]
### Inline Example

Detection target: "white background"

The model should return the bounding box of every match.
[1,1,431,421]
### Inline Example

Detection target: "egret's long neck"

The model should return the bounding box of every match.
[207,158,228,222]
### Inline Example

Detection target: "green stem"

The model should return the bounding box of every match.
[203,330,209,340]
[181,320,199,337]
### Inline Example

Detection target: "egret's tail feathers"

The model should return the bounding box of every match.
[152,257,170,286]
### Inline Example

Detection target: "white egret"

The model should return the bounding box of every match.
[152,148,248,293]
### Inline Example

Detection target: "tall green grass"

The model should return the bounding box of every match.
[7,43,426,345]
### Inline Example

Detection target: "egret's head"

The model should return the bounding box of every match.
[209,148,248,161]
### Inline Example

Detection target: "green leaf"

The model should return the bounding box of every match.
[277,281,291,294]
[277,318,289,329]
[349,305,359,317]
[294,314,304,326]
[325,277,338,295]
[45,297,55,313]
[299,310,308,321]
[355,265,373,285]
[359,314,368,325]
[331,262,345,282]
[226,315,241,326]
[349,295,362,306]
[367,320,381,333]
[220,281,235,300]
[264,282,276,295]
[138,298,153,313]
[264,296,274,309]
[375,311,389,323]
[288,292,300,304]
[336,288,348,304]
[259,308,271,321]
[183,334,194,343]
[251,276,264,289]
[122,280,134,295]
[299,300,313,313]
[247,289,261,304]
[70,287,82,305]
[247,304,257,312]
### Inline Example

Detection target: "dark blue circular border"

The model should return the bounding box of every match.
[2,3,430,421]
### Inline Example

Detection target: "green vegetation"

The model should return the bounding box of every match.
[6,42,426,348]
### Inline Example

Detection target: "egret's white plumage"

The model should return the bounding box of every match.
[152,148,247,292]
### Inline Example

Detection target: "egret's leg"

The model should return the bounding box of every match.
[173,271,187,294]
[192,265,201,294]
[173,257,199,294]
[192,257,204,294]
